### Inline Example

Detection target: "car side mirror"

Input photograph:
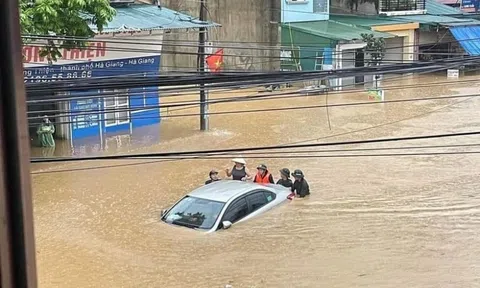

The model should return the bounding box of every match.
[161,209,168,217]
[222,221,232,230]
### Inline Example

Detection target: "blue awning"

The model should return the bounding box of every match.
[449,26,480,56]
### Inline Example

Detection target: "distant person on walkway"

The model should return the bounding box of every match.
[37,116,55,148]
[291,169,310,198]
[276,168,293,188]
[205,169,220,185]
[253,164,274,184]
[225,158,251,181]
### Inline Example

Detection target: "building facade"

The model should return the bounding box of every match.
[159,0,280,72]
[25,4,217,152]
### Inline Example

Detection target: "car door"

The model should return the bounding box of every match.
[245,191,276,214]
[221,197,249,226]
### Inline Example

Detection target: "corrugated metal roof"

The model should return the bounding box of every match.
[285,20,396,41]
[329,14,411,27]
[426,0,463,15]
[393,14,474,25]
[89,4,220,33]
[449,25,480,55]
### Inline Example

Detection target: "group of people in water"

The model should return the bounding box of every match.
[205,158,310,198]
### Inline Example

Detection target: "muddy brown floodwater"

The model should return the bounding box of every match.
[31,74,480,288]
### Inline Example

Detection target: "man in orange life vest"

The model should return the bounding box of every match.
[253,164,274,184]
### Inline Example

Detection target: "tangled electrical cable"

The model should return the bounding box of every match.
[31,95,476,174]
[31,130,480,163]
[26,55,480,95]
[25,92,480,125]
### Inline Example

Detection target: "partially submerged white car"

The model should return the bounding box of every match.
[161,180,291,233]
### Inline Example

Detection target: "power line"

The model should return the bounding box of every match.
[25,73,480,109]
[116,151,480,159]
[21,34,480,55]
[25,58,480,107]
[25,92,480,123]
[30,93,476,174]
[30,130,480,163]
[31,150,480,175]
[31,107,478,175]
[25,56,479,94]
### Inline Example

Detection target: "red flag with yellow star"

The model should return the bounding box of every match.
[205,48,224,73]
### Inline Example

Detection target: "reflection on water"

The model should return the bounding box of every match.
[32,74,480,287]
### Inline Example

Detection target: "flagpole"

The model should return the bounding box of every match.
[197,0,208,131]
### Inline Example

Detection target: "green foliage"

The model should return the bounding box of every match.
[361,33,386,66]
[20,0,116,62]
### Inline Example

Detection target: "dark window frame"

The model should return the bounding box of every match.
[220,189,276,226]
[221,196,249,225]
[245,191,271,213]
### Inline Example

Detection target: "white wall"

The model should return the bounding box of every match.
[23,30,164,67]
[384,37,404,64]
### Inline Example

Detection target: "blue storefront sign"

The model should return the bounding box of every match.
[462,0,479,9]
[24,55,162,146]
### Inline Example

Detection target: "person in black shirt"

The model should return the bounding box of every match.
[291,169,310,198]
[205,170,220,185]
[276,168,293,188]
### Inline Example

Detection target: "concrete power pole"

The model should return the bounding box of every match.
[197,0,208,131]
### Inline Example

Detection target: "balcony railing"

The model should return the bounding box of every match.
[379,0,426,14]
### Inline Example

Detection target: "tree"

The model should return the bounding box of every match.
[361,33,386,98]
[20,0,116,62]
[361,33,386,67]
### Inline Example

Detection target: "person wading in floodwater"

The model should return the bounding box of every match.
[276,168,293,188]
[290,169,310,198]
[253,164,274,184]
[205,169,220,185]
[37,115,56,157]
[225,158,252,181]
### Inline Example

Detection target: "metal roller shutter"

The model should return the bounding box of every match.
[384,37,404,64]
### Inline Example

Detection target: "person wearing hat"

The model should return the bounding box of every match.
[225,158,252,181]
[36,115,55,148]
[205,169,221,185]
[253,164,274,184]
[276,168,293,188]
[291,169,310,198]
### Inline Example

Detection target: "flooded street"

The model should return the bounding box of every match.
[32,74,480,287]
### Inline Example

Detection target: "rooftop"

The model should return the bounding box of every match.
[188,180,274,202]
[89,4,220,33]
[284,20,396,41]
[425,0,464,15]
[330,14,411,27]
[392,14,476,25]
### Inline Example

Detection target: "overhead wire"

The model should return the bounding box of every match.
[31,130,480,163]
[21,34,480,55]
[25,74,480,109]
[25,92,480,124]
[25,55,479,94]
[24,56,480,107]
[31,96,476,175]
[24,58,480,126]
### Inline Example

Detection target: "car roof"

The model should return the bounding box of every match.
[187,180,276,202]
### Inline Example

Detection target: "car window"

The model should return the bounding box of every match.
[162,196,225,230]
[222,197,249,224]
[264,191,276,202]
[246,192,269,212]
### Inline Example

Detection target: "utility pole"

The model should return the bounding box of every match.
[0,0,38,286]
[197,0,208,131]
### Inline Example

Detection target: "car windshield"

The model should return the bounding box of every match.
[162,196,225,230]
